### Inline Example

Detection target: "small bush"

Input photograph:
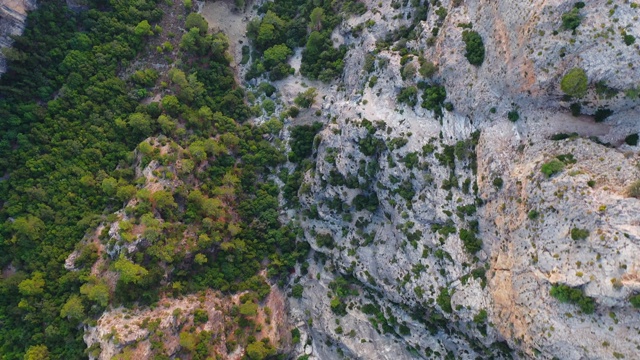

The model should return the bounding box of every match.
[626,180,640,199]
[294,88,317,108]
[493,177,503,189]
[398,86,418,107]
[459,228,483,253]
[507,109,520,122]
[594,108,613,122]
[541,159,565,177]
[419,60,437,78]
[528,210,539,220]
[560,68,588,98]
[623,34,636,46]
[561,8,582,31]
[436,287,453,313]
[624,134,639,146]
[193,309,209,325]
[291,328,301,344]
[291,284,304,298]
[569,102,581,116]
[630,294,640,308]
[288,106,300,118]
[550,132,578,140]
[570,227,589,240]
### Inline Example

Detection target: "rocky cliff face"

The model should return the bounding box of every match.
[0,0,36,74]
[274,0,640,359]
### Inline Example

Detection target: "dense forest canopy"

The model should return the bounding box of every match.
[0,0,312,358]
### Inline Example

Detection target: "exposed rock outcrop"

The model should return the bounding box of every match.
[0,0,36,74]
[276,0,640,359]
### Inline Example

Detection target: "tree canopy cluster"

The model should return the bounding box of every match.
[245,0,358,82]
[461,30,485,66]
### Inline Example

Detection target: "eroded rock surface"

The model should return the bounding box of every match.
[0,0,36,73]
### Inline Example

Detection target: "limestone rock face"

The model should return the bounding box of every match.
[278,0,640,359]
[0,0,36,74]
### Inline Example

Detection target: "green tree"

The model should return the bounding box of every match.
[263,44,292,69]
[294,88,317,108]
[246,341,275,360]
[80,280,110,307]
[11,215,45,242]
[461,30,485,66]
[436,287,453,313]
[419,60,437,78]
[291,284,303,298]
[239,301,258,316]
[134,20,153,37]
[101,177,118,197]
[60,295,85,320]
[561,8,582,31]
[560,68,588,97]
[158,114,176,134]
[185,13,209,34]
[114,257,149,284]
[309,7,324,31]
[162,95,181,116]
[24,345,50,360]
[180,27,201,53]
[303,31,324,61]
[194,253,208,265]
[116,185,137,203]
[128,112,152,136]
[179,331,197,352]
[152,190,178,214]
[18,272,45,296]
[398,86,418,107]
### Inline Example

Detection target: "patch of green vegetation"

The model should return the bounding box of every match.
[461,30,485,66]
[560,68,588,98]
[460,228,483,253]
[289,122,323,163]
[570,228,590,240]
[550,284,595,314]
[398,86,418,107]
[550,132,579,141]
[624,134,638,146]
[436,287,453,313]
[561,7,582,31]
[623,34,636,46]
[594,107,613,122]
[291,284,304,298]
[419,82,447,118]
[541,159,565,177]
